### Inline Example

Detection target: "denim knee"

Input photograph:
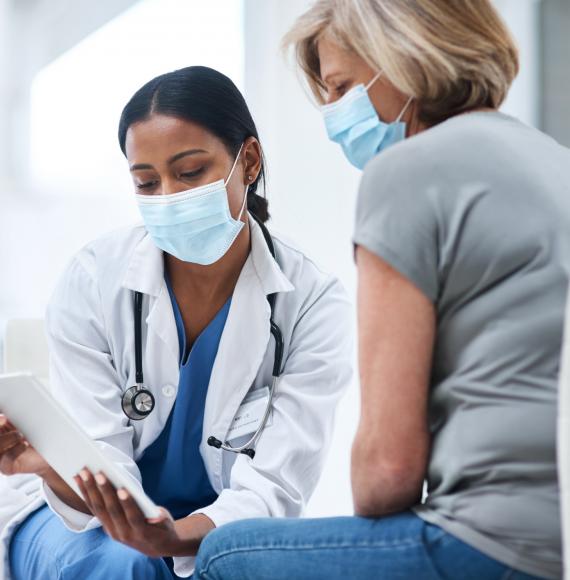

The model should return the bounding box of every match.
[58,539,171,580]
[106,542,169,578]
[195,521,249,579]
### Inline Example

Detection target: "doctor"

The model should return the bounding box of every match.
[0,65,352,579]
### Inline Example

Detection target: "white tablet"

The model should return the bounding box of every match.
[0,372,161,519]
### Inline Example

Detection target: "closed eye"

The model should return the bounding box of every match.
[136,181,158,190]
[180,167,204,180]
[335,83,348,96]
[327,81,352,103]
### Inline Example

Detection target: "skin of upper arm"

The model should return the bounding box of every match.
[352,245,436,517]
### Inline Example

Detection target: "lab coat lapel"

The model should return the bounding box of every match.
[201,257,271,488]
[145,284,179,365]
[121,231,179,367]
[201,217,294,489]
[122,230,163,298]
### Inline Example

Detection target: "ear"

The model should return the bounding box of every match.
[242,136,262,185]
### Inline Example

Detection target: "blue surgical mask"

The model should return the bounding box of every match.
[136,144,248,265]
[321,72,413,169]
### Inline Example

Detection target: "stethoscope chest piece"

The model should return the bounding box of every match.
[122,385,155,421]
[124,290,155,421]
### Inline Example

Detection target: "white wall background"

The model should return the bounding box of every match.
[496,0,542,127]
[0,0,244,359]
[0,0,547,518]
[242,0,360,517]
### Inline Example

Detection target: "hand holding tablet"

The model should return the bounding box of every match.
[0,372,161,520]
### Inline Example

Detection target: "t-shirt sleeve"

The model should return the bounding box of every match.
[353,150,440,302]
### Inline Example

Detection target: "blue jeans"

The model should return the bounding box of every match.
[9,505,177,580]
[194,512,544,580]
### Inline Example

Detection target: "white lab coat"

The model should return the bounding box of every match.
[0,216,353,579]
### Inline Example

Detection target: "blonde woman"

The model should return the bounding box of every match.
[192,1,570,579]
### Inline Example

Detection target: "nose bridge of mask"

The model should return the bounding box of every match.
[321,72,383,136]
[321,70,382,116]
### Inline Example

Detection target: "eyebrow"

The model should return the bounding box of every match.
[129,148,208,171]
[321,72,346,86]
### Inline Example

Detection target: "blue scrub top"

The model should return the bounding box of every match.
[137,277,231,521]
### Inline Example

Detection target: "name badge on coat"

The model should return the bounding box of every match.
[227,386,272,441]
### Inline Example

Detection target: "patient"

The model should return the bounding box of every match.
[192,1,570,579]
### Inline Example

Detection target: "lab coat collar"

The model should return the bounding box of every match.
[122,227,164,297]
[121,216,295,298]
[248,215,295,296]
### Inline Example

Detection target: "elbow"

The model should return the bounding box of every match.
[351,443,426,517]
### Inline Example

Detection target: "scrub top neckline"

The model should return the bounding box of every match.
[165,274,232,367]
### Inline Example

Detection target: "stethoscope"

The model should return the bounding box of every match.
[121,216,284,460]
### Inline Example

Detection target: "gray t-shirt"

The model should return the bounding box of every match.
[354,111,570,579]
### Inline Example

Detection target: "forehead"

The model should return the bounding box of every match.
[124,114,223,161]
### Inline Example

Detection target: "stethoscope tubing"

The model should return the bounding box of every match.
[213,374,278,455]
[125,215,284,458]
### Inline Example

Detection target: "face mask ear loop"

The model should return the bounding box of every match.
[396,96,414,123]
[224,142,245,187]
[365,71,383,91]
[237,184,249,222]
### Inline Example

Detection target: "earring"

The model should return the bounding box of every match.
[248,175,254,181]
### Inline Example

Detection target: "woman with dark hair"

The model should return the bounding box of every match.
[0,66,352,579]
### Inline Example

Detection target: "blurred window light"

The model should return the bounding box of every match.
[30,0,244,196]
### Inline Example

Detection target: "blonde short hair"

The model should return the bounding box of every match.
[283,0,519,125]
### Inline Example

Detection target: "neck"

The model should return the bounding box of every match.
[406,100,428,137]
[164,220,251,302]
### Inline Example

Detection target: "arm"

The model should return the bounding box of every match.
[42,468,88,513]
[43,254,210,559]
[173,514,215,554]
[42,254,143,529]
[352,246,435,517]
